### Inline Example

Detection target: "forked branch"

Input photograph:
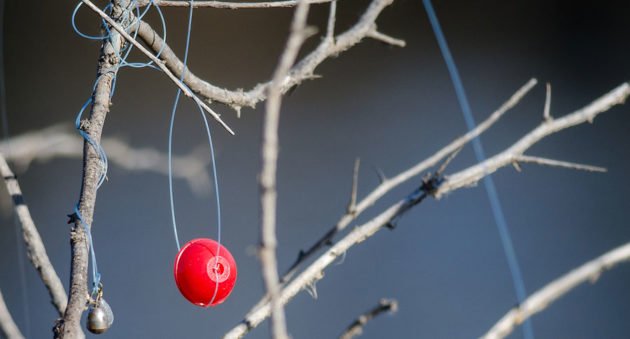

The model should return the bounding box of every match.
[434,82,630,197]
[280,78,538,285]
[135,0,402,111]
[80,0,235,135]
[223,82,629,338]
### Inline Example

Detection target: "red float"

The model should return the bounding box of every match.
[173,238,237,307]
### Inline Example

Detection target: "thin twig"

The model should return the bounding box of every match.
[374,167,387,183]
[0,154,68,316]
[224,190,419,338]
[80,0,235,135]
[436,146,463,176]
[434,82,630,197]
[239,81,533,319]
[279,79,537,286]
[137,0,333,9]
[326,0,337,39]
[0,288,25,339]
[482,241,630,339]
[543,82,552,121]
[259,1,312,338]
[0,124,214,195]
[366,29,406,47]
[135,0,401,111]
[339,298,398,339]
[223,82,629,339]
[347,158,360,214]
[514,155,606,173]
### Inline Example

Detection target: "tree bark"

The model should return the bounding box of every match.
[55,1,131,337]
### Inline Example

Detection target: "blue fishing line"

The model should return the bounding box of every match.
[167,78,183,251]
[421,1,533,338]
[192,98,223,306]
[167,0,195,251]
[73,95,107,296]
[186,0,224,306]
[73,0,168,69]
[72,2,113,40]
[74,207,102,293]
[106,2,142,67]
[166,0,224,304]
[104,1,168,69]
[70,0,169,296]
[127,1,168,68]
[75,97,109,188]
[72,0,224,301]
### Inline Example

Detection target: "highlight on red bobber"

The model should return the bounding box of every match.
[173,238,237,307]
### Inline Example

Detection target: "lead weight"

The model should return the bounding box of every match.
[86,298,114,334]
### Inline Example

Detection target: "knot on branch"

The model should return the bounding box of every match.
[420,172,444,196]
[78,119,91,132]
[67,212,79,225]
[53,319,64,338]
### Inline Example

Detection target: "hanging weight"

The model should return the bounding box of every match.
[87,298,114,334]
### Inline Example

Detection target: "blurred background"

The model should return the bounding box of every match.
[1,0,630,338]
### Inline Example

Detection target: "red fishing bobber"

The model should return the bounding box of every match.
[174,238,237,307]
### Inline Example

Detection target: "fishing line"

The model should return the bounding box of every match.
[191,98,223,306]
[166,0,224,305]
[72,0,225,305]
[102,1,168,69]
[72,96,107,294]
[72,0,168,70]
[74,207,102,292]
[422,1,533,338]
[70,0,169,297]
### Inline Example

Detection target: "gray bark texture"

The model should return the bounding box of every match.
[55,1,131,337]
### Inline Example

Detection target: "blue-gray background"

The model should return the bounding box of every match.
[1,0,629,338]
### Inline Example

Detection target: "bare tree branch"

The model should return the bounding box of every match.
[240,78,534,327]
[56,2,133,337]
[513,155,606,173]
[280,78,538,286]
[223,82,629,339]
[135,0,401,111]
[347,158,360,214]
[137,0,333,9]
[224,190,417,338]
[81,0,235,135]
[0,153,68,316]
[543,82,552,122]
[482,241,630,339]
[339,298,398,339]
[0,124,213,195]
[0,288,25,339]
[434,82,630,197]
[326,0,337,39]
[259,0,312,337]
[366,29,406,47]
